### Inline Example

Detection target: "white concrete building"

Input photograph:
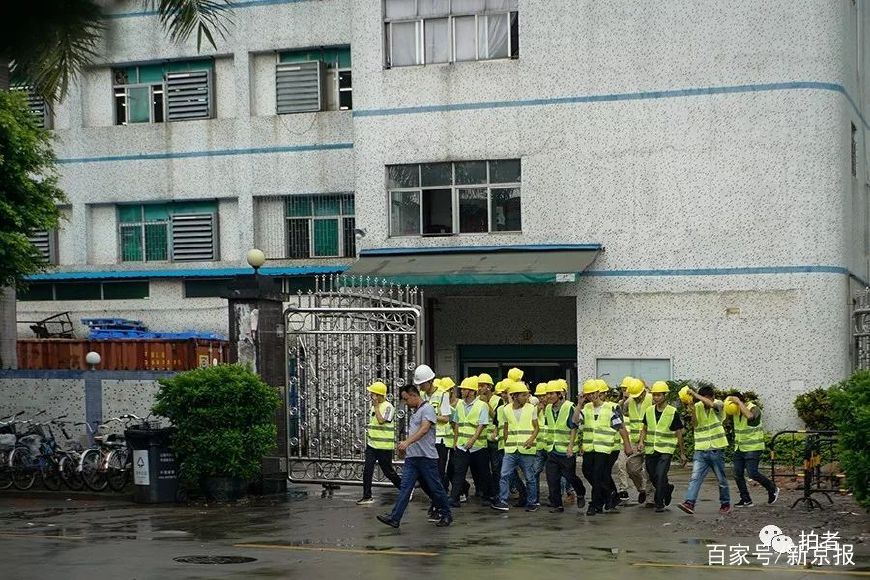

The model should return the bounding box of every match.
[16,0,870,430]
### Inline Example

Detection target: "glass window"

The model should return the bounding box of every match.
[144,223,169,261]
[184,278,230,298]
[18,283,54,301]
[452,0,485,13]
[422,188,453,235]
[118,205,142,223]
[55,283,102,301]
[312,196,341,217]
[454,16,477,61]
[102,281,149,300]
[342,217,357,257]
[388,160,521,236]
[458,188,488,233]
[288,219,311,258]
[120,225,143,261]
[486,13,510,59]
[287,196,312,217]
[390,21,419,67]
[385,0,416,19]
[455,160,487,184]
[421,162,452,186]
[387,164,420,188]
[390,191,421,236]
[338,70,352,110]
[313,219,339,257]
[424,18,450,64]
[490,187,521,232]
[489,159,521,183]
[418,0,449,17]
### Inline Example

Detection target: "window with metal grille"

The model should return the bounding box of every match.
[388,159,520,236]
[11,86,50,128]
[285,194,356,258]
[27,230,57,265]
[384,0,519,68]
[19,280,149,301]
[277,46,352,114]
[112,61,213,125]
[118,201,218,262]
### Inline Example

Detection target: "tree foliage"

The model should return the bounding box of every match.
[0,90,65,288]
[829,371,870,510]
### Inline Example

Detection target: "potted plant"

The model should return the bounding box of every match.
[152,364,281,501]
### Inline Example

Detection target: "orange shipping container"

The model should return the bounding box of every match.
[16,339,229,371]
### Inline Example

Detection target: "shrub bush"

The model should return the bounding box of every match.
[829,371,870,510]
[152,364,281,489]
[793,387,838,431]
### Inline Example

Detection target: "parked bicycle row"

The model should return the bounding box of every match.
[0,411,155,492]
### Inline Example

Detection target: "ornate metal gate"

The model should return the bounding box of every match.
[284,275,423,485]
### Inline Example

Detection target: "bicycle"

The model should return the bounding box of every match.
[8,413,68,491]
[0,411,26,490]
[78,417,129,492]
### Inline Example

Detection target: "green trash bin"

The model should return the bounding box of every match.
[124,426,178,503]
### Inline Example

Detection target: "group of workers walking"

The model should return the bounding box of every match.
[363,365,779,529]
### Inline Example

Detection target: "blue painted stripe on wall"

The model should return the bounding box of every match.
[582,265,849,278]
[26,265,347,282]
[56,142,353,165]
[106,0,313,18]
[354,81,868,129]
[361,243,602,256]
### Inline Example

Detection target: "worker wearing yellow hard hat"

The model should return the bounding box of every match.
[448,376,492,507]
[637,381,687,512]
[358,381,403,505]
[489,376,526,507]
[531,383,552,497]
[543,378,587,512]
[572,378,633,516]
[726,392,778,507]
[423,376,455,516]
[491,380,540,512]
[677,384,732,515]
[619,377,655,506]
[477,373,501,505]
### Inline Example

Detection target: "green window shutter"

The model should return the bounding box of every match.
[120,225,143,261]
[27,230,57,265]
[312,219,339,257]
[286,196,312,217]
[144,223,169,260]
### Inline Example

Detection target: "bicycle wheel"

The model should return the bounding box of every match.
[0,450,12,490]
[106,450,129,492]
[10,448,36,490]
[41,456,62,491]
[80,449,108,492]
[59,453,84,491]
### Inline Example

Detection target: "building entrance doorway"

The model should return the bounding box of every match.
[458,344,578,397]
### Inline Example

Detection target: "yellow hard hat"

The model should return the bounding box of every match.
[545,380,561,394]
[724,396,740,416]
[650,381,670,394]
[433,378,442,390]
[494,380,506,394]
[367,381,387,397]
[439,377,456,390]
[534,382,549,396]
[627,378,645,398]
[478,373,494,386]
[558,379,569,392]
[507,367,524,382]
[678,385,693,405]
[582,379,598,394]
[597,379,610,393]
[508,381,529,395]
[460,376,479,391]
[620,376,635,389]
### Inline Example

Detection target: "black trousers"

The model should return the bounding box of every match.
[546,453,586,508]
[644,452,673,508]
[605,451,620,507]
[449,447,491,502]
[362,445,401,498]
[488,443,502,499]
[582,451,614,510]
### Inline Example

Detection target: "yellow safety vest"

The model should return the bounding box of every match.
[583,402,617,453]
[503,403,537,455]
[454,398,488,450]
[545,401,576,454]
[733,402,765,452]
[644,404,677,455]
[486,396,501,446]
[694,401,728,450]
[427,389,453,446]
[627,392,653,444]
[367,401,395,450]
[537,408,552,451]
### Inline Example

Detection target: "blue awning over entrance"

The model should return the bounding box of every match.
[346,244,603,285]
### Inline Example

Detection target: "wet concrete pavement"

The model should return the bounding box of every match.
[0,475,868,580]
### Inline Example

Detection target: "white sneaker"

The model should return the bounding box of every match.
[356,497,375,505]
[409,489,415,502]
[459,493,468,503]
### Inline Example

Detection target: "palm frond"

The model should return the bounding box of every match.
[151,0,234,51]
[1,0,104,101]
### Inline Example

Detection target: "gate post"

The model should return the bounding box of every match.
[226,273,288,494]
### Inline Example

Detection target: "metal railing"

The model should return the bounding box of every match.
[769,430,846,510]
